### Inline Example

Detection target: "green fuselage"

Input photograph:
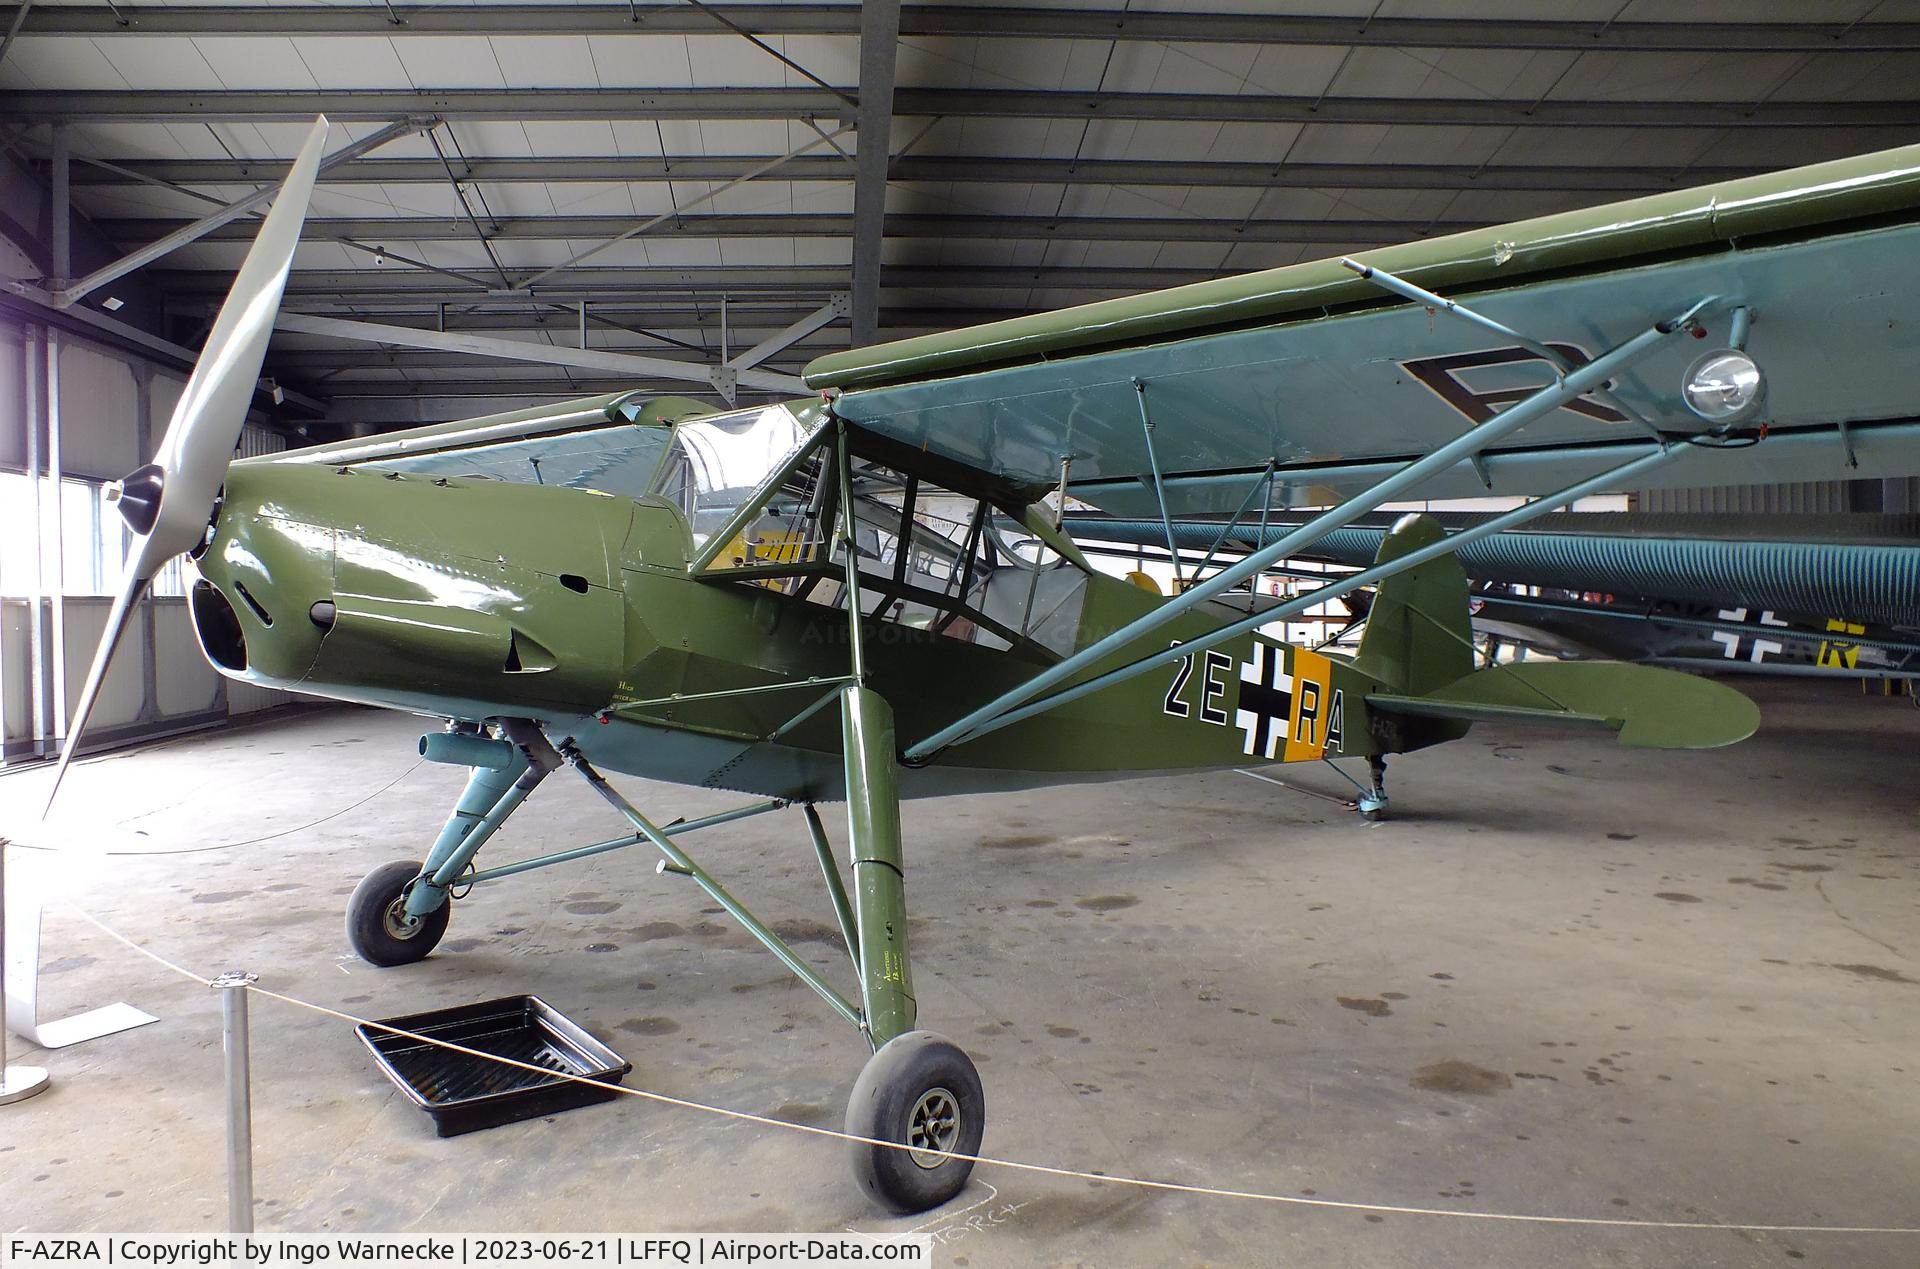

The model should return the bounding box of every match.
[189,452,1409,802]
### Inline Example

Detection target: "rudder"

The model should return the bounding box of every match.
[1352,512,1473,697]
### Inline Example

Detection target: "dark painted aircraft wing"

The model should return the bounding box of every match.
[807,144,1920,517]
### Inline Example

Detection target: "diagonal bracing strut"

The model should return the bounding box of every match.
[905,293,1718,761]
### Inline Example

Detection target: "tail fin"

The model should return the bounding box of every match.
[1352,513,1472,696]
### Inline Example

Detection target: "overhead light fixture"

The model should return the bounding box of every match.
[1681,348,1766,426]
[374,246,386,266]
[101,296,125,312]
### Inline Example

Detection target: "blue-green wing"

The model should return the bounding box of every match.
[809,144,1920,516]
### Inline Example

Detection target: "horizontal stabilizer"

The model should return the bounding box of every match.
[1369,661,1760,750]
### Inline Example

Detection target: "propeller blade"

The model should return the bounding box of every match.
[142,114,331,562]
[43,116,330,814]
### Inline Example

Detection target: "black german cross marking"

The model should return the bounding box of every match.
[1235,643,1293,759]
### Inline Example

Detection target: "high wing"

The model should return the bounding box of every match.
[806,144,1920,517]
[248,390,714,496]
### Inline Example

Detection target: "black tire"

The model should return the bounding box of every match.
[345,860,449,967]
[845,1030,985,1213]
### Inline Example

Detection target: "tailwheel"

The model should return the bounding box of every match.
[846,1031,985,1213]
[346,860,449,967]
[1359,754,1390,822]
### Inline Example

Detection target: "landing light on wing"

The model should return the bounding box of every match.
[1682,348,1767,426]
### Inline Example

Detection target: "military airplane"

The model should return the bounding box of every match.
[44,117,1920,1211]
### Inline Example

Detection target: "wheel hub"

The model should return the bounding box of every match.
[906,1086,961,1170]
[382,894,423,940]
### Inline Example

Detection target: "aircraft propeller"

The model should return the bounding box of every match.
[43,116,332,813]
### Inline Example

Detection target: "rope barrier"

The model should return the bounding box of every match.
[16,761,428,855]
[52,901,1920,1238]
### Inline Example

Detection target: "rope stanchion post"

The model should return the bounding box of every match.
[212,970,259,1233]
[0,837,52,1105]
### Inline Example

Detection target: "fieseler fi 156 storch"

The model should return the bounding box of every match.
[47,117,1920,1211]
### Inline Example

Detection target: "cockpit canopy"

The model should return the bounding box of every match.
[360,395,1090,661]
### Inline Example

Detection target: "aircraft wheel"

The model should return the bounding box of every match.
[846,1031,985,1213]
[346,860,450,967]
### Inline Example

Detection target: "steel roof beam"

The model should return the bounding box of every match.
[6,87,1912,127]
[264,340,867,371]
[12,5,1917,51]
[849,0,898,344]
[65,155,1783,193]
[729,292,850,370]
[272,310,806,394]
[105,212,1489,244]
[516,122,851,289]
[150,265,1257,296]
[310,378,779,399]
[36,117,431,307]
[255,302,964,331]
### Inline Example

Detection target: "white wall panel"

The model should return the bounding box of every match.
[154,598,221,716]
[2,598,30,746]
[55,340,140,480]
[0,322,26,472]
[149,371,185,443]
[59,596,143,731]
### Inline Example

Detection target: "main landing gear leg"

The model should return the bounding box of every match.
[841,684,984,1212]
[1358,754,1390,822]
[346,721,559,966]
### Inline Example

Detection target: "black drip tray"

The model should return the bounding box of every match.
[358,994,633,1137]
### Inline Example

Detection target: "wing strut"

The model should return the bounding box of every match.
[904,292,1719,763]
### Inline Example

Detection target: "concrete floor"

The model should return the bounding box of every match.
[1,679,1916,1267]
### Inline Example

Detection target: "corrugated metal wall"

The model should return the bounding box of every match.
[1638,481,1851,514]
[1638,478,1920,515]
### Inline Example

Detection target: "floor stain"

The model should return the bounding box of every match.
[1654,892,1703,903]
[1046,1024,1081,1039]
[1337,996,1392,1017]
[768,1102,832,1127]
[1411,1061,1511,1095]
[630,922,686,941]
[618,1016,680,1035]
[979,834,1057,850]
[585,942,619,953]
[565,900,623,915]
[1769,863,1834,873]
[770,918,842,944]
[1827,963,1916,985]
[1728,877,1789,891]
[190,891,250,904]
[441,938,485,953]
[1076,895,1140,912]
